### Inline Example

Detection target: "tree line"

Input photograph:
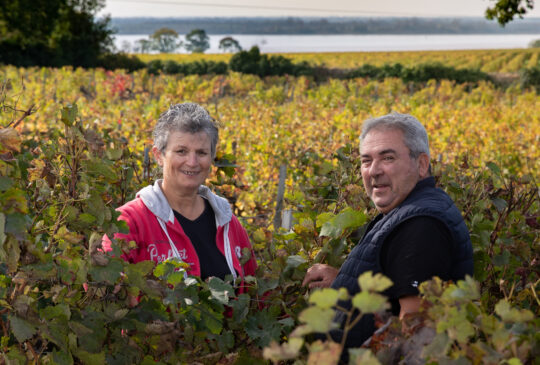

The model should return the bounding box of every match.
[130,28,241,54]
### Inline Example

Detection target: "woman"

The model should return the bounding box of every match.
[103,103,256,284]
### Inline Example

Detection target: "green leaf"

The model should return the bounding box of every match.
[421,332,451,360]
[308,288,339,309]
[284,255,307,271]
[208,277,235,305]
[73,349,105,365]
[52,349,74,365]
[494,300,534,323]
[5,213,29,235]
[78,213,96,224]
[105,148,123,160]
[320,208,366,238]
[486,161,501,177]
[358,271,393,293]
[352,291,389,313]
[60,104,78,126]
[8,315,36,342]
[0,176,13,191]
[40,304,71,321]
[167,271,185,286]
[88,259,123,284]
[491,198,507,212]
[492,250,510,267]
[84,159,117,181]
[298,306,336,333]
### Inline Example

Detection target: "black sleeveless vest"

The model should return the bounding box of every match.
[330,176,473,347]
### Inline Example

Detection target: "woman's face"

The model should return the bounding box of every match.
[154,131,213,195]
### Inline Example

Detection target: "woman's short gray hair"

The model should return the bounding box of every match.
[360,112,430,159]
[153,103,219,158]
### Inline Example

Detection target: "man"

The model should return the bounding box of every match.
[302,112,473,348]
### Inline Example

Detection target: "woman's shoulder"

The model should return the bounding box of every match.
[116,196,151,219]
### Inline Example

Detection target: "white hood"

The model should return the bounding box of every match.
[135,180,238,281]
[136,180,233,227]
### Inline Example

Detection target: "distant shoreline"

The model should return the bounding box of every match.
[110,16,540,36]
[114,34,540,53]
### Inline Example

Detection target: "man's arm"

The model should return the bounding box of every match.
[399,295,422,319]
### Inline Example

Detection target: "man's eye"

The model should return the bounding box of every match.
[384,156,394,161]
[176,149,186,154]
[198,151,208,156]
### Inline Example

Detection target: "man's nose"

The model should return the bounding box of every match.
[369,160,383,177]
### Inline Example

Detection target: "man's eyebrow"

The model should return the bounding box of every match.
[361,149,397,158]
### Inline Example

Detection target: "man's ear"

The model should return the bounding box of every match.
[418,153,430,178]
[152,146,163,167]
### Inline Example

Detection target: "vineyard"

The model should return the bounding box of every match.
[0,50,539,364]
[138,48,540,73]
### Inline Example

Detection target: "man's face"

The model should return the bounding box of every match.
[360,128,425,214]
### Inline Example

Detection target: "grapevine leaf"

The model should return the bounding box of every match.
[208,277,234,305]
[298,306,336,332]
[358,271,393,293]
[421,332,451,360]
[495,300,534,323]
[88,259,123,284]
[52,349,74,365]
[486,161,501,177]
[8,315,36,342]
[320,208,366,238]
[0,176,13,191]
[309,288,339,309]
[491,198,507,212]
[61,104,78,126]
[352,291,389,313]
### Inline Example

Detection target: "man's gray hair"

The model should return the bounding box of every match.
[153,103,219,158]
[360,112,430,159]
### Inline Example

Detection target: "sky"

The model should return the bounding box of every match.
[99,0,540,18]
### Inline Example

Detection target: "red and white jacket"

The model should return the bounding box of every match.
[102,180,257,286]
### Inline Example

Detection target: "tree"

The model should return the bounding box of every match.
[150,27,181,53]
[184,29,210,54]
[529,39,540,48]
[485,0,535,26]
[134,39,152,53]
[219,36,242,53]
[0,0,113,67]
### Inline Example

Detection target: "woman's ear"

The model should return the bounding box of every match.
[418,153,430,178]
[152,146,163,167]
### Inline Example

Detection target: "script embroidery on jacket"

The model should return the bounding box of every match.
[147,243,190,264]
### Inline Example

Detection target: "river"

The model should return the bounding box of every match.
[113,33,540,53]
